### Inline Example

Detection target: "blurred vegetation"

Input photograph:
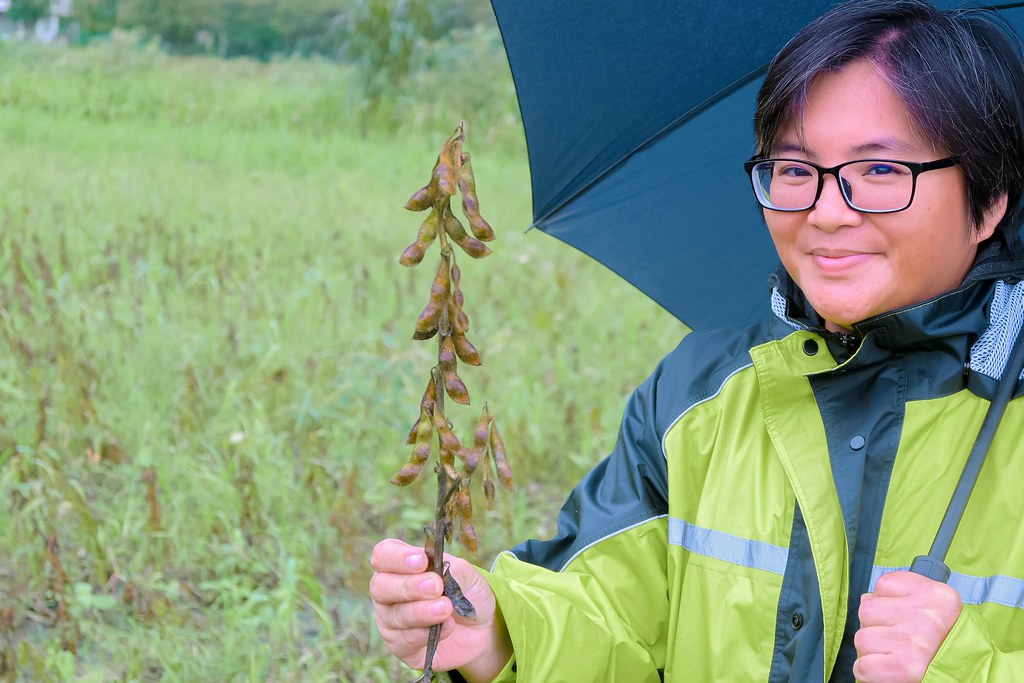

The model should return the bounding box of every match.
[0,24,687,682]
[10,0,494,59]
[7,0,501,129]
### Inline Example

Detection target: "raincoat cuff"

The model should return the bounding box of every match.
[450,653,516,683]
[487,653,517,682]
[479,566,522,682]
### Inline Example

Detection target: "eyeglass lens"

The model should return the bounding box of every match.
[751,160,915,212]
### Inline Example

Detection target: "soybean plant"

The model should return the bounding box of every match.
[391,123,515,683]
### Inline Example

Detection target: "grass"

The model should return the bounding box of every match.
[0,32,687,682]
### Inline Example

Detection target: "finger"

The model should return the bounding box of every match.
[854,625,894,657]
[873,570,936,597]
[859,593,903,628]
[369,570,443,606]
[370,538,429,573]
[375,595,454,632]
[852,652,899,683]
[376,615,457,668]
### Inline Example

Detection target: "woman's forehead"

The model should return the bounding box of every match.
[772,61,942,158]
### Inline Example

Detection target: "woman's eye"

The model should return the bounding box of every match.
[779,164,813,177]
[865,163,901,176]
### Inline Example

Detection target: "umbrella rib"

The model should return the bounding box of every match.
[532,64,769,229]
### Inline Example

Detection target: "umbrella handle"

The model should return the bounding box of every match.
[909,554,951,583]
[910,316,1024,583]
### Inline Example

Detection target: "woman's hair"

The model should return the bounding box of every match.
[754,0,1024,242]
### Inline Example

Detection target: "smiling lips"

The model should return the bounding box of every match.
[810,249,876,274]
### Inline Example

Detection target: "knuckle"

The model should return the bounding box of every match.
[939,583,960,603]
[368,572,388,600]
[369,539,393,570]
[853,628,867,653]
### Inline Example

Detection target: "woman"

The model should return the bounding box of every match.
[370,1,1024,681]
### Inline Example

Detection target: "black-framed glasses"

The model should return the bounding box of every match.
[744,156,959,213]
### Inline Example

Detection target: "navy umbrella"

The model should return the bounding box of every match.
[489,1,1024,330]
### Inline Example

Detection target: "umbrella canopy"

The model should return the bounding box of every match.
[490,1,1024,329]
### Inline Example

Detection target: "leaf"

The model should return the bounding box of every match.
[443,564,476,618]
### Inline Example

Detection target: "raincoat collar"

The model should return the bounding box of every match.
[768,239,1024,353]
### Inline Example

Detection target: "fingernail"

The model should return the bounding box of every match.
[420,578,438,596]
[405,553,423,570]
[429,599,447,617]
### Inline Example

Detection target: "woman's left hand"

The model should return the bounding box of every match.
[853,570,962,683]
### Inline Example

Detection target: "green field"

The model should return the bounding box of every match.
[0,34,687,681]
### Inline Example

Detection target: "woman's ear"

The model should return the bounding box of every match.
[976,193,1008,244]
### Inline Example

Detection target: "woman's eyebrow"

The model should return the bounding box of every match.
[850,138,919,156]
[771,138,923,158]
[771,142,808,156]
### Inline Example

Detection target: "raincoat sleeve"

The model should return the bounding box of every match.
[480,365,673,682]
[925,606,1024,680]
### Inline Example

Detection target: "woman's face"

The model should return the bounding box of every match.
[765,59,1004,332]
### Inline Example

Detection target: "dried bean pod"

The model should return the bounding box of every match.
[405,174,439,212]
[490,421,515,491]
[453,331,482,366]
[405,405,429,444]
[448,281,470,335]
[389,449,427,486]
[443,565,476,618]
[413,258,450,338]
[455,488,478,553]
[420,375,437,414]
[435,128,465,197]
[419,209,440,242]
[398,240,427,267]
[447,293,463,334]
[444,207,491,259]
[391,412,433,485]
[460,448,480,478]
[458,153,496,242]
[424,525,436,564]
[439,443,459,482]
[472,411,490,451]
[395,209,440,266]
[444,368,470,405]
[412,327,438,341]
[440,334,470,404]
[459,521,479,554]
[439,334,458,373]
[406,417,419,445]
[434,412,463,454]
[483,477,496,510]
[405,379,436,443]
[398,211,440,267]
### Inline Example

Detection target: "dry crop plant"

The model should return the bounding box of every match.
[391,123,515,683]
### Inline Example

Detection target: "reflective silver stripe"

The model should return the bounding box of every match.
[661,362,753,462]
[668,517,789,575]
[871,565,1024,609]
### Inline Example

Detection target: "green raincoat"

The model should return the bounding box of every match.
[480,250,1024,682]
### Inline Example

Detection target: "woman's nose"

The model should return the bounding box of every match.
[807,173,862,231]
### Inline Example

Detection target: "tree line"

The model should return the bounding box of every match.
[5,0,495,62]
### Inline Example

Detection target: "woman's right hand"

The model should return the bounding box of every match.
[369,538,513,682]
